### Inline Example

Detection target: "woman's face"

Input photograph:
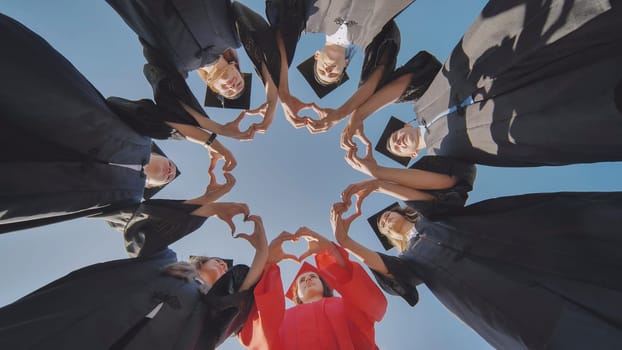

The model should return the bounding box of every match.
[198,258,229,285]
[144,154,177,188]
[296,272,324,303]
[387,124,420,157]
[379,211,410,237]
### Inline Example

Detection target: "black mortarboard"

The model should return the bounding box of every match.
[189,255,234,269]
[296,55,349,98]
[142,142,181,200]
[375,116,412,167]
[367,202,402,251]
[204,73,252,110]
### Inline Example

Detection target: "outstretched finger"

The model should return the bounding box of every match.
[233,232,251,241]
[223,155,237,172]
[222,217,236,235]
[223,172,236,186]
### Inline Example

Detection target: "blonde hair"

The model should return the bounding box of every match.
[199,60,244,99]
[379,206,421,253]
[161,256,216,294]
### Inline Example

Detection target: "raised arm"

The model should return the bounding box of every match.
[275,31,322,129]
[305,60,387,134]
[340,179,434,215]
[238,231,297,349]
[330,202,390,276]
[234,215,269,291]
[345,150,458,190]
[341,73,415,150]
[165,122,237,172]
[177,101,255,140]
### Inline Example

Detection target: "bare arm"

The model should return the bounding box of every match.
[330,202,390,275]
[166,121,237,171]
[236,216,269,291]
[275,31,317,128]
[306,62,387,133]
[251,62,280,133]
[178,101,254,140]
[341,73,414,150]
[345,150,457,190]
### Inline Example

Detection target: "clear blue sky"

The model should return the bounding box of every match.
[2,1,621,349]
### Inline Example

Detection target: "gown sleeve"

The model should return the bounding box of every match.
[105,97,178,140]
[265,0,307,67]
[232,2,282,87]
[203,264,256,348]
[315,244,387,322]
[360,20,400,90]
[389,50,442,103]
[405,156,477,218]
[238,263,285,349]
[370,252,423,307]
[118,199,207,258]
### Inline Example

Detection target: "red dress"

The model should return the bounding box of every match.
[239,245,387,350]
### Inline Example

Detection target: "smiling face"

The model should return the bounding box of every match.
[210,61,245,99]
[143,153,177,188]
[296,272,325,303]
[313,44,348,85]
[387,124,422,158]
[199,54,245,99]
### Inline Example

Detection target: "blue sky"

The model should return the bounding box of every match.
[1,1,621,349]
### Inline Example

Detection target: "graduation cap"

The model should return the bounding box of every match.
[285,262,321,302]
[296,56,349,98]
[204,73,253,110]
[375,116,412,167]
[189,255,234,269]
[142,142,181,200]
[367,202,402,251]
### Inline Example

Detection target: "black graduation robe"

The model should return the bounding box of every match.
[404,156,476,218]
[266,0,413,89]
[107,0,281,124]
[0,248,254,350]
[414,0,622,166]
[0,14,153,232]
[373,192,622,349]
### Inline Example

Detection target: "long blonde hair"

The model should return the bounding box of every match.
[379,206,421,253]
[161,256,215,294]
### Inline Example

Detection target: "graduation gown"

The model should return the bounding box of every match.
[0,248,254,350]
[97,199,207,257]
[0,14,152,233]
[266,0,412,87]
[373,192,622,349]
[239,245,387,350]
[107,0,281,123]
[415,0,622,166]
[405,156,476,218]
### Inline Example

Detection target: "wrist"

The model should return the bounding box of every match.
[203,133,217,148]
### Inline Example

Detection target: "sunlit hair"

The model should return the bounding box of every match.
[292,273,334,305]
[204,60,244,99]
[161,256,223,294]
[378,206,421,253]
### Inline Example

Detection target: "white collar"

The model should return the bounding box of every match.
[326,23,351,47]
